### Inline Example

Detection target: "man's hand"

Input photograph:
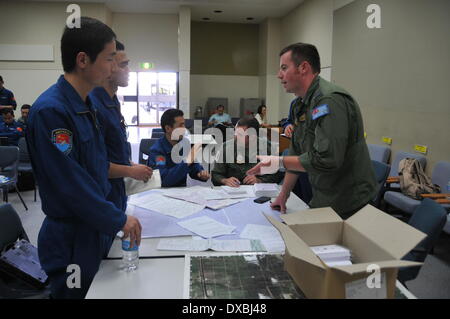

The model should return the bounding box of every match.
[246,156,281,176]
[221,177,241,187]
[186,143,202,165]
[270,191,290,214]
[122,216,142,248]
[197,170,210,181]
[243,175,261,185]
[284,124,294,138]
[128,164,153,182]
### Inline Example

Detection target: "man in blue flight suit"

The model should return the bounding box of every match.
[0,75,17,112]
[0,109,24,145]
[147,109,210,187]
[26,17,142,299]
[89,40,152,214]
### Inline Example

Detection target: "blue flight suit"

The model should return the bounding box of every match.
[89,87,130,212]
[0,87,17,109]
[27,75,127,299]
[0,120,24,145]
[147,136,204,187]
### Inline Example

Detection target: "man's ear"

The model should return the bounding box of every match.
[76,52,89,70]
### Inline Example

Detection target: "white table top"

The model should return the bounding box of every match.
[107,190,308,258]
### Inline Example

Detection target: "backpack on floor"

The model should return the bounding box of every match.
[399,158,440,199]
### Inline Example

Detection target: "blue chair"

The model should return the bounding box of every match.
[17,137,36,202]
[371,160,390,208]
[367,144,391,164]
[398,198,448,285]
[138,138,159,165]
[151,131,165,139]
[0,146,27,210]
[384,161,450,216]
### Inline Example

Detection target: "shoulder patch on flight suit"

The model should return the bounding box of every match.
[52,129,73,155]
[311,104,330,120]
[156,155,166,166]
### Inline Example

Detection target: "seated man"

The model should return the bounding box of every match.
[208,104,232,127]
[0,109,24,145]
[212,117,283,187]
[148,109,210,187]
[17,104,31,130]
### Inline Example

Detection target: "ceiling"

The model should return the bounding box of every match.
[25,0,305,23]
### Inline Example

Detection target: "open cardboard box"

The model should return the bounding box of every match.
[267,205,426,299]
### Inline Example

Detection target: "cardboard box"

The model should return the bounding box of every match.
[267,205,426,299]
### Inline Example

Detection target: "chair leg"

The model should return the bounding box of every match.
[14,185,28,211]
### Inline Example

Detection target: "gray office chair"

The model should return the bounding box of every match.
[0,146,27,210]
[0,203,50,298]
[138,138,159,165]
[384,161,450,216]
[367,144,391,164]
[387,151,427,190]
[371,160,390,208]
[17,138,36,202]
[398,198,448,286]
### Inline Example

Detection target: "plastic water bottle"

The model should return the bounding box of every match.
[121,235,139,271]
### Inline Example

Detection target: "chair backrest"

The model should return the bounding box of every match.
[152,128,164,133]
[138,138,158,165]
[431,161,450,192]
[18,137,30,163]
[0,203,29,252]
[184,119,194,130]
[399,198,447,283]
[151,131,165,139]
[371,160,390,207]
[367,144,391,164]
[0,146,19,181]
[389,151,427,177]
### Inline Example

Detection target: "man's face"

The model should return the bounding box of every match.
[217,107,224,115]
[166,116,186,141]
[110,51,130,87]
[21,109,30,119]
[3,113,14,124]
[84,40,116,87]
[278,51,302,94]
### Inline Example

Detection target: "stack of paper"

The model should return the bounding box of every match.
[221,185,255,198]
[240,224,285,253]
[310,244,352,267]
[177,216,235,238]
[253,183,280,198]
[157,237,265,252]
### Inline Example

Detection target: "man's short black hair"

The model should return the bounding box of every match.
[116,40,125,51]
[61,16,116,73]
[21,104,31,110]
[237,117,260,133]
[2,109,14,116]
[216,105,225,110]
[279,43,321,74]
[161,109,184,132]
[0,76,3,83]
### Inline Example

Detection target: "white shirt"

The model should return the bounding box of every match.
[255,113,267,125]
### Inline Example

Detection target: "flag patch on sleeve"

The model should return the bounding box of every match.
[52,129,73,155]
[156,156,166,166]
[311,104,330,120]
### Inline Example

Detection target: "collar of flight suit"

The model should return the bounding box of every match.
[56,75,94,115]
[302,75,321,108]
[91,86,120,110]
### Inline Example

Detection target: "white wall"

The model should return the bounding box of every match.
[278,0,335,119]
[0,1,111,116]
[112,13,179,72]
[190,75,259,118]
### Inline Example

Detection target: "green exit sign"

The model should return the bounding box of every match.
[140,62,154,70]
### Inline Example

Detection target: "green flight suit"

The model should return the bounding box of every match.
[212,137,283,186]
[288,76,377,218]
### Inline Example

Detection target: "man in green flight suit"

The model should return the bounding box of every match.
[212,117,283,187]
[247,43,376,219]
